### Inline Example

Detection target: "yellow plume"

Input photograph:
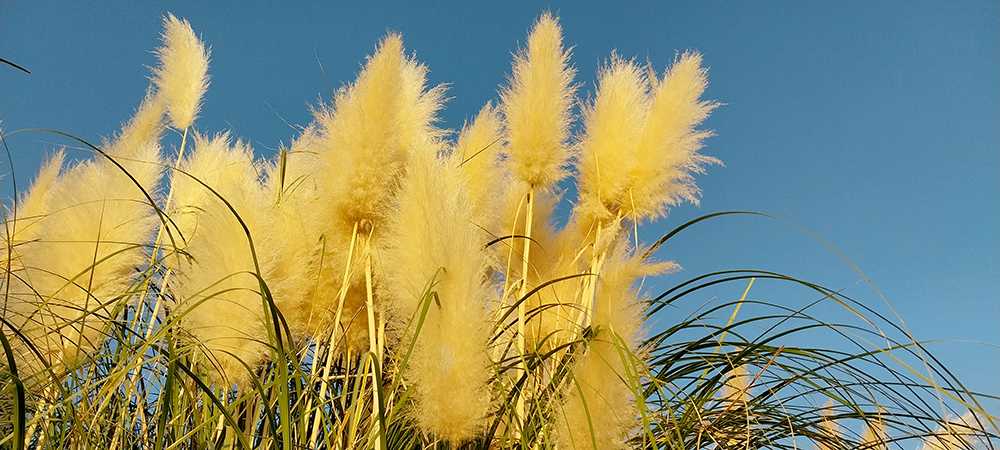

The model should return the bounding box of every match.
[386,141,491,444]
[152,13,210,131]
[167,133,275,387]
[501,11,577,189]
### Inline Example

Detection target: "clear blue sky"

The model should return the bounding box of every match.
[2,1,997,411]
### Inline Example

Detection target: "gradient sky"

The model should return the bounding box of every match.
[1,1,997,412]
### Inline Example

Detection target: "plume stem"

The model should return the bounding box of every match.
[309,221,360,448]
[581,221,603,332]
[517,185,534,434]
[120,125,187,448]
[363,235,385,450]
[143,126,189,341]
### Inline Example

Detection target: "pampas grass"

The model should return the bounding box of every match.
[290,33,445,348]
[386,140,492,444]
[501,11,577,189]
[1,92,164,381]
[630,51,718,222]
[453,103,504,232]
[165,133,273,387]
[577,52,717,225]
[2,11,997,450]
[917,412,981,450]
[554,240,674,450]
[577,55,650,226]
[153,14,210,132]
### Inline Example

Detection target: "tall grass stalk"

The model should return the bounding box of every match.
[2,11,998,450]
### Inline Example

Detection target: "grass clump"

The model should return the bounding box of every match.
[2,10,997,450]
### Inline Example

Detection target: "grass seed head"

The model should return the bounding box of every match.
[501,11,577,189]
[629,51,718,221]
[576,55,650,225]
[167,133,274,387]
[153,13,210,131]
[385,141,492,444]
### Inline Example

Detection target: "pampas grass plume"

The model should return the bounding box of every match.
[720,364,753,404]
[153,13,210,131]
[920,412,979,450]
[453,103,504,229]
[386,142,491,444]
[1,94,164,376]
[501,11,576,189]
[630,51,718,221]
[816,400,842,450]
[860,407,887,450]
[313,33,442,225]
[8,151,65,241]
[167,133,273,386]
[555,239,675,449]
[299,33,444,344]
[576,56,649,224]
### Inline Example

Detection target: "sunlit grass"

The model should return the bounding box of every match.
[2,11,997,450]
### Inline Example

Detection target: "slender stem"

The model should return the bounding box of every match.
[212,386,227,444]
[517,185,534,435]
[309,221,360,448]
[128,126,189,447]
[580,220,604,330]
[364,237,377,359]
[363,235,384,450]
[24,382,53,449]
[142,126,190,338]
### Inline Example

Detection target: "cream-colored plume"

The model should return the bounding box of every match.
[816,400,842,450]
[452,103,504,232]
[496,179,576,347]
[629,52,718,221]
[719,364,753,404]
[919,412,979,450]
[501,11,577,189]
[555,237,675,449]
[576,55,650,225]
[385,141,492,444]
[259,144,318,341]
[1,93,165,380]
[577,52,717,225]
[312,33,444,226]
[152,13,210,131]
[859,406,887,450]
[293,32,445,347]
[166,133,275,387]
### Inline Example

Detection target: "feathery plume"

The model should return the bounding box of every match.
[719,364,753,404]
[260,144,318,341]
[313,33,443,226]
[298,33,445,346]
[496,179,576,346]
[1,94,164,379]
[152,13,210,131]
[501,11,577,189]
[497,178,561,281]
[920,412,980,450]
[1,150,65,377]
[555,237,675,450]
[576,55,650,225]
[816,400,842,450]
[6,151,65,243]
[629,52,718,221]
[166,133,274,387]
[385,141,491,444]
[860,407,887,450]
[452,103,504,231]
[577,52,717,225]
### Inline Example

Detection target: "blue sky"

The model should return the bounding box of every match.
[1,1,997,411]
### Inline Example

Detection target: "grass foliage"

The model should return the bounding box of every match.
[2,11,998,450]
